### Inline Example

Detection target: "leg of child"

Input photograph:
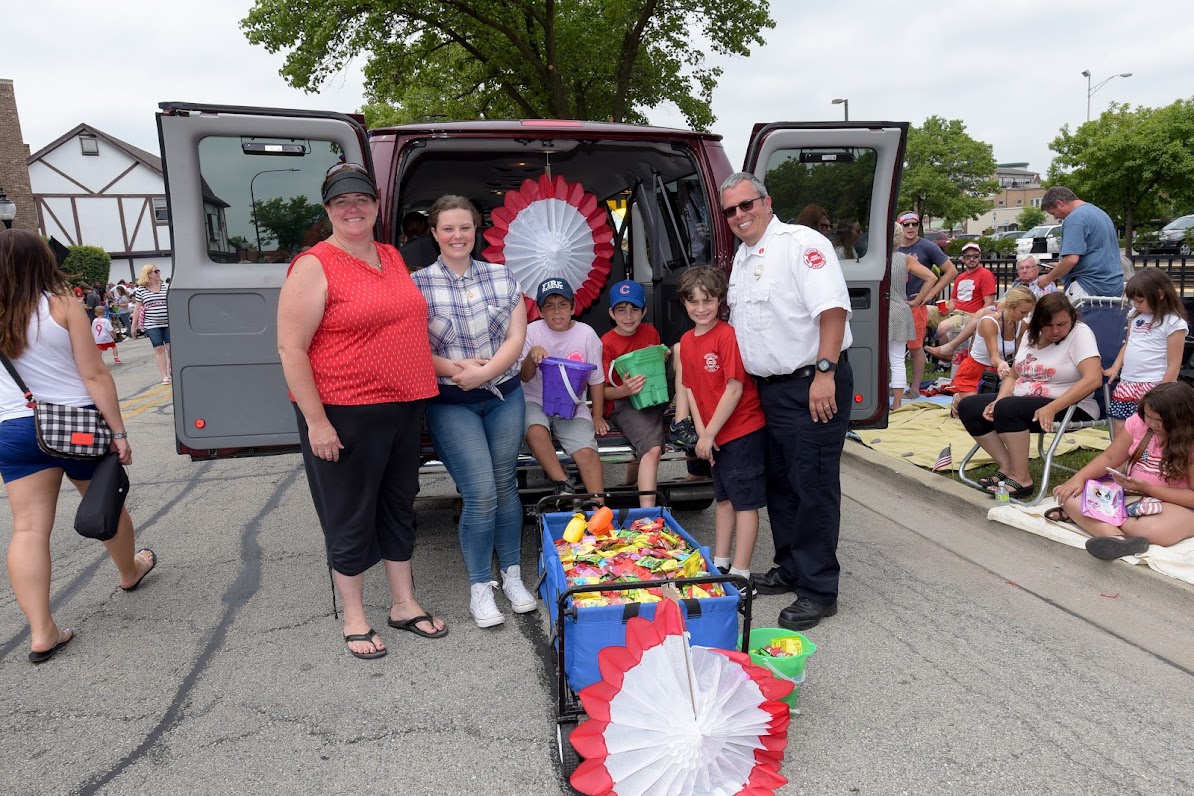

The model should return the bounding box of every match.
[526,424,569,483]
[112,344,122,364]
[636,446,661,508]
[713,499,734,566]
[572,448,604,495]
[730,508,759,575]
[623,459,639,487]
[1110,417,1126,438]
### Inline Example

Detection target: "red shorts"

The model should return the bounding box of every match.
[96,342,116,351]
[907,305,929,350]
[953,354,994,394]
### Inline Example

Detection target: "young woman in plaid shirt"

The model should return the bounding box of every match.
[411,195,535,628]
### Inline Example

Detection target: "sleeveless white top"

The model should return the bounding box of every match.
[970,311,1022,367]
[0,293,93,423]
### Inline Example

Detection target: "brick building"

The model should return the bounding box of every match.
[0,79,37,231]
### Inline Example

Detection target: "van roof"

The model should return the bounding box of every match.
[369,118,723,141]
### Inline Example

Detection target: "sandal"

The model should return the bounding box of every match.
[1085,536,1150,561]
[985,478,1034,499]
[1043,506,1074,525]
[977,471,1008,489]
[387,613,448,639]
[120,549,157,591]
[344,629,387,659]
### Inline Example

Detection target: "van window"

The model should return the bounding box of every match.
[195,136,341,264]
[763,147,877,264]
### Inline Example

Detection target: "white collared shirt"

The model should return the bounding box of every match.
[726,216,853,377]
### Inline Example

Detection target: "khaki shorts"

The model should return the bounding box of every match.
[525,401,598,456]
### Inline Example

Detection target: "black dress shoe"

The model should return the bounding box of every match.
[778,597,838,631]
[752,568,796,595]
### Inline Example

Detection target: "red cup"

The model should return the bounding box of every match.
[936,300,949,313]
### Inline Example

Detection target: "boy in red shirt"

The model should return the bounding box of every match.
[677,266,766,580]
[601,280,665,507]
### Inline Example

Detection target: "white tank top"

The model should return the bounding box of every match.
[0,293,93,423]
[970,312,1022,367]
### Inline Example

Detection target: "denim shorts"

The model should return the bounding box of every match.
[145,326,171,347]
[0,415,101,483]
[711,427,766,510]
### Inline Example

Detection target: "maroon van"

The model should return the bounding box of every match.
[156,104,904,507]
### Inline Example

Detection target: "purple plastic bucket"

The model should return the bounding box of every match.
[540,357,596,419]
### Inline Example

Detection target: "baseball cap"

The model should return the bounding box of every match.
[961,242,982,255]
[536,277,574,305]
[609,280,645,309]
[897,211,920,223]
[321,169,378,204]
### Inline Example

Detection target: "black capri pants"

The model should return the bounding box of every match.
[957,394,1094,436]
[295,401,425,577]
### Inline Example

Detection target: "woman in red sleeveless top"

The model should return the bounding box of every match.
[277,164,444,659]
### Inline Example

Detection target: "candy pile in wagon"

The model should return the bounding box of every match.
[553,515,726,606]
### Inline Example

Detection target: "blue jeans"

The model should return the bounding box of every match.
[426,386,526,584]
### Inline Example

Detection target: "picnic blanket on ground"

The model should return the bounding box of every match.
[988,500,1194,586]
[850,402,1112,472]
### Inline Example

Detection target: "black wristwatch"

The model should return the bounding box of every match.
[815,357,837,373]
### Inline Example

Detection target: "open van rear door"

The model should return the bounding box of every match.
[156,103,372,458]
[743,122,908,427]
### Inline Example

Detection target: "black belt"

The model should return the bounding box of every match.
[755,351,848,384]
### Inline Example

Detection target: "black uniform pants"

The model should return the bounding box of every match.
[756,360,852,605]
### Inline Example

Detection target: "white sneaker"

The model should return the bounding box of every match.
[470,581,505,628]
[501,565,538,613]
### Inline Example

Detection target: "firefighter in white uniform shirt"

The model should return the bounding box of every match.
[722,172,853,631]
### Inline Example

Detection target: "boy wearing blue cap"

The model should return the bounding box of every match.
[601,280,666,507]
[520,277,606,496]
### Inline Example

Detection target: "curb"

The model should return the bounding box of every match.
[842,437,993,511]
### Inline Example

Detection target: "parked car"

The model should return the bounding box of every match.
[1016,224,1062,261]
[992,229,1023,241]
[1145,214,1194,256]
[954,233,980,242]
[922,229,953,248]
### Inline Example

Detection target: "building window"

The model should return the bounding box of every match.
[1016,199,1023,206]
[1031,197,1041,208]
[153,197,169,225]
[80,135,99,156]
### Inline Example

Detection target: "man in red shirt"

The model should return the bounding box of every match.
[936,242,996,360]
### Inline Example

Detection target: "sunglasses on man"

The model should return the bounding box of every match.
[721,196,765,218]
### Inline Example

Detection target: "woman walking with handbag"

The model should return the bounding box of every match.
[0,230,155,664]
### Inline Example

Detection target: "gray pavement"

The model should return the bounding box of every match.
[1,338,1191,795]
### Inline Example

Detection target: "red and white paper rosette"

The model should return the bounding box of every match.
[482,174,614,319]
[568,599,793,796]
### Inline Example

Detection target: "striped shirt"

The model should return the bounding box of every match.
[412,258,523,398]
[133,284,169,329]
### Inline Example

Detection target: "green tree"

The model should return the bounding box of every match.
[251,196,326,254]
[897,116,999,229]
[241,0,775,130]
[1046,99,1194,255]
[1016,206,1046,230]
[62,245,111,285]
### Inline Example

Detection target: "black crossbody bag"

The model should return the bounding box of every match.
[0,354,112,460]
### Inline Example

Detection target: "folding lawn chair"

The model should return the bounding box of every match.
[958,295,1130,506]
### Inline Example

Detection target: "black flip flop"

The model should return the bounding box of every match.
[1043,507,1075,524]
[986,478,1034,499]
[977,471,1009,489]
[120,549,157,592]
[388,614,449,639]
[344,629,387,659]
[1085,536,1150,561]
[29,629,75,664]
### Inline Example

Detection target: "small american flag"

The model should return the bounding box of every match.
[932,445,952,472]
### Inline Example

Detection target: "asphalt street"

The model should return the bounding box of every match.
[1,337,1191,795]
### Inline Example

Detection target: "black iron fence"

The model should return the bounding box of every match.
[929,255,1194,297]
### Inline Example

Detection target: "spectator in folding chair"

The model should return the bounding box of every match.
[956,293,1104,499]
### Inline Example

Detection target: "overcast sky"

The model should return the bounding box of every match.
[6,1,1189,178]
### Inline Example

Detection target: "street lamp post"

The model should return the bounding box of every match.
[0,187,16,230]
[831,97,849,122]
[249,168,299,253]
[1082,70,1133,121]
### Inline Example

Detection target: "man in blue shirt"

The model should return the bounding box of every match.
[896,211,958,396]
[1037,187,1124,297]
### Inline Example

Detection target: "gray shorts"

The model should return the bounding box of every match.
[609,402,666,459]
[525,401,598,456]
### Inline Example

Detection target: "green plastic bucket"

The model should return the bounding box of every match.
[609,344,670,409]
[739,627,817,708]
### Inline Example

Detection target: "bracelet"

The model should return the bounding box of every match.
[113,432,128,440]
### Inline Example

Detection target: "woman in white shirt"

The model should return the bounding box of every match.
[0,230,153,664]
[957,293,1104,499]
